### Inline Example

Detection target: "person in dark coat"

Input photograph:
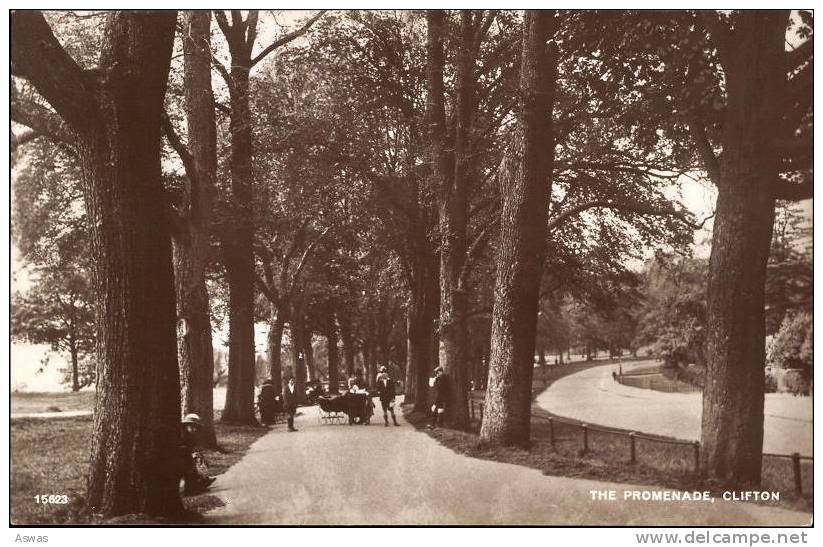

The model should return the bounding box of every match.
[258,379,278,426]
[375,365,399,427]
[428,366,448,429]
[179,413,216,495]
[282,377,299,432]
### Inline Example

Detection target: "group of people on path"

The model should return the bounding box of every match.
[178,364,449,496]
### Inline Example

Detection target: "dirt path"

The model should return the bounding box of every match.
[536,361,812,456]
[205,400,809,525]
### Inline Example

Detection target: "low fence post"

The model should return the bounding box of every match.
[693,441,700,474]
[629,432,636,464]
[548,417,555,447]
[470,400,475,421]
[792,453,802,495]
[479,403,484,421]
[582,423,589,453]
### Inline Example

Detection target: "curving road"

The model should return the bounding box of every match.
[205,399,809,525]
[536,361,812,456]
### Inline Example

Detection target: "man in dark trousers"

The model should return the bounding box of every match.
[428,366,448,429]
[375,365,399,427]
[282,377,299,432]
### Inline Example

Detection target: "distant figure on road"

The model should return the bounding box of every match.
[375,366,399,427]
[282,377,299,432]
[179,413,215,495]
[428,366,448,430]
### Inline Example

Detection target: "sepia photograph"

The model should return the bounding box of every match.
[6,5,814,534]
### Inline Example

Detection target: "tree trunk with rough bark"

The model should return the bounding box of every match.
[480,11,557,447]
[217,16,257,425]
[267,304,286,393]
[174,10,217,447]
[12,10,184,517]
[405,257,440,411]
[428,10,475,428]
[700,11,785,486]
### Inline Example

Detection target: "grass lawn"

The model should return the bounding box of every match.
[11,391,96,414]
[10,414,268,524]
[404,360,812,515]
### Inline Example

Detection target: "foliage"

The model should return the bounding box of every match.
[767,312,812,374]
[634,256,707,367]
[11,138,96,389]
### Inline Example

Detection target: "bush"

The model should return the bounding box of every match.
[767,312,812,375]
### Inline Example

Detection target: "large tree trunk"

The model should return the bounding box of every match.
[12,10,184,517]
[428,10,473,428]
[700,11,784,486]
[405,257,440,411]
[480,11,557,447]
[220,48,257,424]
[174,10,217,447]
[266,304,286,393]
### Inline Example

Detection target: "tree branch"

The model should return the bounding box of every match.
[10,128,41,150]
[161,111,197,185]
[289,227,331,292]
[11,89,75,146]
[687,114,722,184]
[11,11,96,131]
[458,218,499,290]
[255,273,279,303]
[547,200,704,231]
[250,10,326,67]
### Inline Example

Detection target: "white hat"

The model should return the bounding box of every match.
[182,413,201,425]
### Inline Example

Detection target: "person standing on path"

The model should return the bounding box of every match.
[428,366,448,429]
[282,377,299,432]
[375,365,399,427]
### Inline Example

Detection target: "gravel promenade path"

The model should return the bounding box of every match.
[536,361,812,456]
[205,400,810,526]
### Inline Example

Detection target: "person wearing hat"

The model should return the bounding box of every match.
[179,413,216,495]
[375,365,399,427]
[428,366,448,429]
[282,377,299,432]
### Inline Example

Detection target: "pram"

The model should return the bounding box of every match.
[317,392,375,425]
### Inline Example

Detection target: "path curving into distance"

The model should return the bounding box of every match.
[205,397,809,525]
[535,360,812,456]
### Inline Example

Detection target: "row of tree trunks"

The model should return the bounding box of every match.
[699,11,785,486]
[480,10,558,447]
[174,10,217,448]
[12,10,185,517]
